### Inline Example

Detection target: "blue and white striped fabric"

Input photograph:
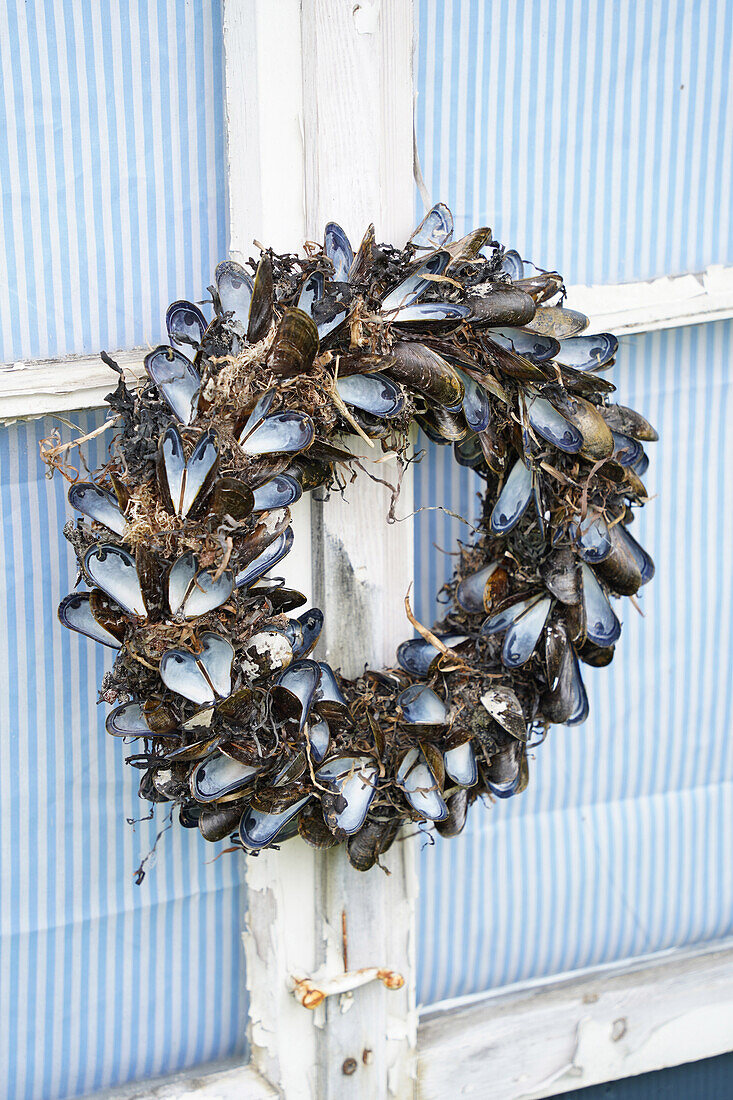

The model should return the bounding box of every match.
[413,0,733,1005]
[414,320,733,1003]
[0,411,247,1100]
[415,0,733,286]
[0,0,226,365]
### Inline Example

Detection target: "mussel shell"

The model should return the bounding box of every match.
[480,686,527,741]
[540,548,580,605]
[541,642,589,725]
[215,260,253,324]
[58,591,123,648]
[297,270,325,318]
[577,639,615,667]
[105,701,178,739]
[144,345,201,425]
[243,630,293,677]
[239,793,311,850]
[555,333,618,370]
[349,222,375,284]
[209,477,256,521]
[252,474,302,512]
[166,300,206,360]
[527,396,583,453]
[417,405,469,443]
[336,373,405,418]
[481,596,536,636]
[160,632,233,704]
[306,715,331,763]
[592,525,643,596]
[580,563,621,647]
[273,659,321,729]
[235,526,294,588]
[388,342,464,407]
[298,800,339,849]
[68,482,126,536]
[324,222,354,281]
[454,368,490,433]
[346,812,400,871]
[396,634,469,677]
[317,755,379,836]
[514,272,564,303]
[397,684,448,725]
[456,563,502,613]
[443,740,478,787]
[600,403,658,442]
[408,203,453,250]
[180,567,235,620]
[490,329,560,362]
[239,410,315,457]
[247,253,274,343]
[268,308,319,377]
[616,524,654,585]
[381,250,450,312]
[555,394,614,460]
[435,789,469,838]
[522,306,588,339]
[498,249,524,280]
[396,747,448,821]
[390,302,471,327]
[467,285,536,328]
[489,458,533,534]
[611,431,643,468]
[570,516,612,564]
[84,544,147,618]
[199,802,247,842]
[191,751,260,802]
[502,596,551,668]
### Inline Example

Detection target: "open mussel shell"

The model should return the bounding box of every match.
[570,516,612,563]
[514,272,564,303]
[105,701,178,739]
[390,302,471,327]
[396,634,469,677]
[397,684,448,725]
[443,740,478,787]
[158,426,219,518]
[499,249,524,280]
[397,747,448,821]
[527,396,583,453]
[480,686,527,741]
[502,596,551,668]
[160,632,233,704]
[481,596,537,636]
[381,250,450,312]
[306,715,331,763]
[388,341,464,407]
[297,270,324,318]
[235,526,294,588]
[490,329,561,362]
[199,802,247,843]
[243,630,293,677]
[268,307,319,376]
[191,750,260,803]
[317,755,379,836]
[453,369,490,432]
[58,592,122,648]
[144,345,201,425]
[408,202,453,250]
[580,563,621,647]
[273,659,321,730]
[324,222,354,281]
[84,545,147,618]
[490,458,533,534]
[288,608,323,659]
[239,794,312,851]
[215,260,253,325]
[555,333,618,370]
[166,300,206,360]
[435,789,469,839]
[336,373,405,418]
[168,556,234,620]
[311,662,350,723]
[252,474,302,512]
[600,403,658,442]
[68,482,126,536]
[522,306,588,339]
[239,411,315,456]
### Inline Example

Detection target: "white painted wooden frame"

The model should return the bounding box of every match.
[4,2,733,1098]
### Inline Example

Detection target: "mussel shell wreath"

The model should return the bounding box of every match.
[51,204,656,874]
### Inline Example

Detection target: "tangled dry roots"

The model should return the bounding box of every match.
[47,204,656,875]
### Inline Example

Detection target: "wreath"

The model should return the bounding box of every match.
[44,204,656,877]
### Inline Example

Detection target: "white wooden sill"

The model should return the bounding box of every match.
[2,264,732,422]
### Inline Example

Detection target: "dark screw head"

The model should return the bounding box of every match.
[342,1057,358,1076]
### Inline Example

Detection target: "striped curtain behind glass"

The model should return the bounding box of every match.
[413,0,733,1005]
[0,0,226,365]
[0,411,247,1100]
[413,320,733,1003]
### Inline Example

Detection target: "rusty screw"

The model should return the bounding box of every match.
[342,1057,358,1076]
